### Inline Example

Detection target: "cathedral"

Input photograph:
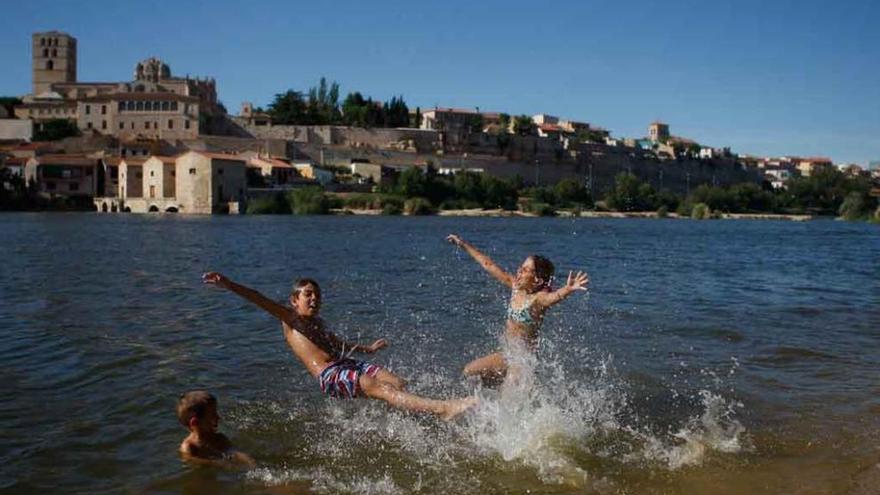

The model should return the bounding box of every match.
[16,31,222,140]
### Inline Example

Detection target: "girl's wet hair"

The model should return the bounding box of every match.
[529,255,555,291]
[291,278,321,298]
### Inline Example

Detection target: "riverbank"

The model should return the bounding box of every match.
[330,207,815,221]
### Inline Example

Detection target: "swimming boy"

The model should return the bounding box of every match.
[201,273,476,420]
[177,390,255,467]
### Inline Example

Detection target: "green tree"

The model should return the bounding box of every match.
[605,173,657,211]
[267,90,307,125]
[554,178,592,207]
[498,113,510,133]
[33,119,80,141]
[513,115,535,136]
[0,96,22,115]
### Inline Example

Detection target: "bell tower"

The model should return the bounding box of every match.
[32,31,77,95]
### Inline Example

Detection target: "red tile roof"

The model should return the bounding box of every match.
[31,154,100,167]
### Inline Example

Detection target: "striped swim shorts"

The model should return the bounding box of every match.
[318,358,381,399]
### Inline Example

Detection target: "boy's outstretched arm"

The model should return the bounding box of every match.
[446,234,514,288]
[202,272,290,322]
[536,270,589,309]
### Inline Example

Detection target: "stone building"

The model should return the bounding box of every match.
[112,151,247,214]
[32,32,77,95]
[648,121,670,142]
[118,157,145,201]
[25,154,99,198]
[17,31,220,138]
[76,92,199,140]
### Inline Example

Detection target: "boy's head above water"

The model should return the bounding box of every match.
[290,278,321,317]
[177,390,219,434]
[515,255,555,292]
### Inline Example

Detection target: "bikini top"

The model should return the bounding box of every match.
[507,293,538,325]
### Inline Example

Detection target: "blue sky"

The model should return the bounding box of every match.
[2,0,878,164]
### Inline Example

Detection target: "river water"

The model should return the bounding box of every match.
[0,213,878,494]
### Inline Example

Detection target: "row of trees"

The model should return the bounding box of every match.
[267,77,411,128]
[600,169,878,220]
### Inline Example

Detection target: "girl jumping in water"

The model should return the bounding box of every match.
[446,234,589,384]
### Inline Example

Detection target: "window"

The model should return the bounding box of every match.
[118,102,124,112]
[136,101,144,111]
[46,181,56,190]
[127,101,134,111]
[150,170,154,177]
[52,49,57,57]
[149,185,156,198]
[144,122,150,129]
[119,122,124,129]
[171,101,178,111]
[130,122,135,129]
[101,120,107,130]
[171,170,176,177]
[40,38,45,46]
[85,105,90,115]
[69,182,78,192]
[87,122,92,129]
[43,48,48,57]
[189,168,196,175]
[168,119,173,129]
[101,105,106,115]
[161,101,169,111]
[184,119,190,130]
[46,60,54,70]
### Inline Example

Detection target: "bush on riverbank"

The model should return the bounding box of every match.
[838,191,874,221]
[289,187,330,215]
[691,202,711,219]
[522,201,556,216]
[404,197,434,215]
[246,193,291,214]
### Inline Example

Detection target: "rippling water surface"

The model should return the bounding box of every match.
[1,213,878,494]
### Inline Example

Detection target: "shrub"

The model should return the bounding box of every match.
[838,191,870,221]
[523,201,556,217]
[404,197,434,215]
[691,202,711,220]
[656,205,669,218]
[382,202,403,215]
[287,187,329,215]
[246,193,291,214]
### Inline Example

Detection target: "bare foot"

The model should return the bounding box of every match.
[441,396,479,421]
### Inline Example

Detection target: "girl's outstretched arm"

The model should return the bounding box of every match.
[536,270,589,309]
[202,272,290,322]
[446,234,514,288]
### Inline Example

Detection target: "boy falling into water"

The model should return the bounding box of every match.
[177,390,255,467]
[201,272,476,420]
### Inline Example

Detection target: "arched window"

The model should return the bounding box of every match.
[46,60,54,70]
[136,101,144,111]
[161,101,169,111]
[145,101,153,111]
[40,38,46,46]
